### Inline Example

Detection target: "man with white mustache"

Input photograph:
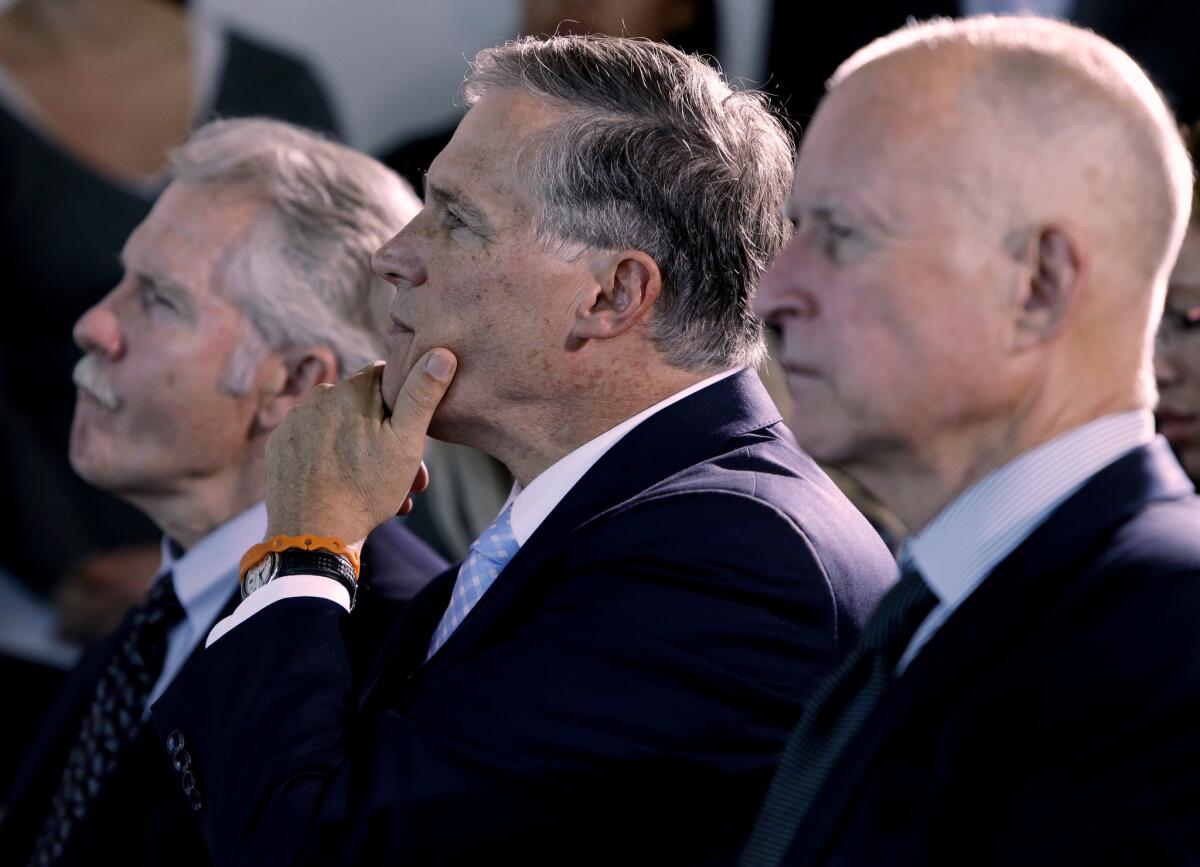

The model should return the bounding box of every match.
[0,118,446,867]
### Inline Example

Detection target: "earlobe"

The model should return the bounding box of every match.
[254,347,339,433]
[1014,225,1084,349]
[571,250,662,343]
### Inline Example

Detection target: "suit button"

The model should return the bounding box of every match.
[167,731,185,754]
[181,769,203,811]
[173,750,192,773]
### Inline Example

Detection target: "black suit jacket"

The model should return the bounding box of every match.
[148,371,896,866]
[780,439,1200,866]
[0,519,444,867]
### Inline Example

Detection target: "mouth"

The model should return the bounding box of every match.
[388,315,414,337]
[781,362,822,378]
[1157,406,1197,444]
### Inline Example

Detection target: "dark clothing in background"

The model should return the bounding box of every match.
[0,30,340,592]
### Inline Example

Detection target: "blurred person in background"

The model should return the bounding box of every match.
[383,0,718,191]
[0,0,341,644]
[1156,121,1200,483]
[0,118,446,867]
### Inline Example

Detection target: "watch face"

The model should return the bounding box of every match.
[245,552,278,595]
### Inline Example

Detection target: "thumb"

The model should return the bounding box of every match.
[384,348,457,441]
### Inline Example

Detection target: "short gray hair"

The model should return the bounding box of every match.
[168,118,421,391]
[464,36,795,371]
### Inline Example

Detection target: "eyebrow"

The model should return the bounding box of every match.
[792,197,896,236]
[424,178,491,229]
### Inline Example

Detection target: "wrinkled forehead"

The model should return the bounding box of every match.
[793,66,995,228]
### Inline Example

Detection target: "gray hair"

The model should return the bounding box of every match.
[168,118,421,392]
[464,36,795,371]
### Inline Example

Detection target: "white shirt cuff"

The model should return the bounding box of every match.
[205,574,351,648]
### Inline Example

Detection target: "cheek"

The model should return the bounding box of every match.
[835,284,994,423]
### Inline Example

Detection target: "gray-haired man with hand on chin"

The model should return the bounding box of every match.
[150,35,897,866]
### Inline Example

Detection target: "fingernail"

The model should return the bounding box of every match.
[425,349,455,381]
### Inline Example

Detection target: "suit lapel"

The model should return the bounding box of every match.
[358,370,783,709]
[357,567,457,709]
[789,439,1194,862]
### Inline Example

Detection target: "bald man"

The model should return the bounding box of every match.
[741,16,1200,867]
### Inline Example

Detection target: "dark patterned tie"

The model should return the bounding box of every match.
[27,572,185,867]
[740,569,937,867]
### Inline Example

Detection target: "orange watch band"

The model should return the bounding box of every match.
[239,534,361,583]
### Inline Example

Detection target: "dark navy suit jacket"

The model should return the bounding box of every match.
[147,371,897,866]
[778,439,1200,866]
[0,519,444,867]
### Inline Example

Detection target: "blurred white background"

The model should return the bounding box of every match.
[189,0,771,153]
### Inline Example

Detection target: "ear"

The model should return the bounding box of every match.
[253,345,340,433]
[1012,225,1086,350]
[570,250,662,345]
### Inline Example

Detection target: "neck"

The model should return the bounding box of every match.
[490,364,726,487]
[855,389,1143,535]
[123,456,266,551]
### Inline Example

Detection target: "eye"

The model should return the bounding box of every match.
[137,278,177,314]
[439,208,468,232]
[821,222,857,260]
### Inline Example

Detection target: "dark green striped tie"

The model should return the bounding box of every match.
[740,569,937,867]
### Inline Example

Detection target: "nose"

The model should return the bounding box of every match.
[373,224,427,289]
[754,238,820,325]
[73,294,125,361]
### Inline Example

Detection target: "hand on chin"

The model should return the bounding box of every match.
[264,350,458,551]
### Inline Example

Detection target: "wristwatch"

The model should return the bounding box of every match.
[241,548,358,609]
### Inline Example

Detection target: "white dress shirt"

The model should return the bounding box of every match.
[207,368,742,648]
[896,410,1158,672]
[145,501,266,711]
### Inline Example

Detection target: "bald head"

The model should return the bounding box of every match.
[829,17,1192,398]
[756,16,1193,528]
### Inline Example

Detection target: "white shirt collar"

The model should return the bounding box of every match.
[896,410,1155,669]
[158,501,268,636]
[506,368,742,545]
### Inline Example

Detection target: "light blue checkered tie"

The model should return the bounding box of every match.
[427,504,520,659]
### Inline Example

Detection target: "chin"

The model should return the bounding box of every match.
[424,384,484,449]
[68,428,104,486]
[69,450,119,493]
[787,404,840,457]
